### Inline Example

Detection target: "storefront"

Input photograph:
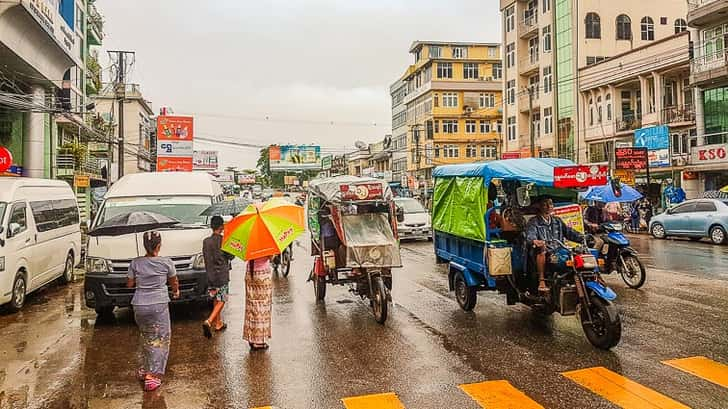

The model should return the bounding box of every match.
[684,142,728,197]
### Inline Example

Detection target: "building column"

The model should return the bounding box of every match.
[609,85,619,123]
[638,75,649,119]
[652,72,664,121]
[23,85,46,178]
[694,86,705,146]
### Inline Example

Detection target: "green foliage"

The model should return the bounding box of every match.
[59,142,88,167]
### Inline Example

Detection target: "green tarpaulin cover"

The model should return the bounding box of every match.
[432,176,487,242]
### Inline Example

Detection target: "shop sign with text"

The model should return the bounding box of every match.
[553,165,609,188]
[691,143,728,164]
[615,147,648,170]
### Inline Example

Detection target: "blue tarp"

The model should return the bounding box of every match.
[432,158,575,187]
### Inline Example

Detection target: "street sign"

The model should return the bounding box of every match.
[615,147,648,170]
[501,151,521,159]
[553,165,608,188]
[74,174,90,188]
[0,146,12,173]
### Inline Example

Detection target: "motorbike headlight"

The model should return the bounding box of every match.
[85,257,112,274]
[192,253,206,270]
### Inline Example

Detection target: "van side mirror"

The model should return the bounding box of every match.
[7,223,21,238]
[516,186,532,207]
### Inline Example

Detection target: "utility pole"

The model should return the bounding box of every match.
[108,50,135,180]
[528,85,536,158]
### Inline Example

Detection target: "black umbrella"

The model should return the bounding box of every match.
[199,198,253,217]
[88,211,180,237]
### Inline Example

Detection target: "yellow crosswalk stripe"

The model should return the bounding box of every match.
[459,380,544,409]
[663,356,728,389]
[341,392,406,409]
[250,406,273,409]
[562,366,691,409]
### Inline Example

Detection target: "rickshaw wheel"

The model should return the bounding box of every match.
[313,274,326,301]
[372,276,388,324]
[580,297,621,349]
[454,270,477,311]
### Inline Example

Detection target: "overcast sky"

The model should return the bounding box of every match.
[97,0,501,170]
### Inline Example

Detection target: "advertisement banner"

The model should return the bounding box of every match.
[0,146,12,173]
[615,147,648,170]
[553,165,608,188]
[648,149,670,167]
[634,125,670,150]
[691,143,728,165]
[157,116,193,171]
[501,151,521,159]
[238,174,256,185]
[208,171,234,183]
[156,157,193,172]
[284,176,299,186]
[74,174,90,188]
[269,145,321,170]
[321,155,332,170]
[614,169,636,186]
[340,182,384,201]
[553,204,585,234]
[193,150,219,170]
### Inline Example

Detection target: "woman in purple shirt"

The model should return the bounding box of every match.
[127,231,179,391]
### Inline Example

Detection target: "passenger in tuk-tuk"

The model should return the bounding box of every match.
[525,197,585,295]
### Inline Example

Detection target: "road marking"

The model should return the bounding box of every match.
[250,406,273,409]
[341,392,406,409]
[663,356,728,389]
[460,380,544,409]
[562,366,691,409]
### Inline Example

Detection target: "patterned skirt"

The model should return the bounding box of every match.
[243,261,273,344]
[134,303,171,376]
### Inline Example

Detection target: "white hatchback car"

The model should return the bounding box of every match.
[395,198,432,241]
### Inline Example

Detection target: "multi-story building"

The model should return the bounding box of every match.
[500,0,688,160]
[389,78,409,191]
[94,84,155,177]
[578,32,695,203]
[687,0,728,196]
[347,147,371,177]
[394,41,503,190]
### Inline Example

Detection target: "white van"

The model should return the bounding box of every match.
[84,172,224,315]
[0,178,82,311]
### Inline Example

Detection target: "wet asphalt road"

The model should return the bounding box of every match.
[1,237,728,409]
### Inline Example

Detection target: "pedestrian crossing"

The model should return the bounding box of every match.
[250,355,727,409]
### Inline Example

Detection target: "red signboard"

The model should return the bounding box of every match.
[340,183,384,201]
[615,147,648,170]
[501,151,521,159]
[553,165,609,188]
[156,157,193,172]
[0,146,12,173]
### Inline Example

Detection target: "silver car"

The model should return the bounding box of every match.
[394,198,432,241]
[649,199,728,244]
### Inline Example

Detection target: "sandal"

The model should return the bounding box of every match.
[202,321,212,339]
[249,342,269,351]
[215,323,228,332]
[136,368,146,382]
[144,376,162,392]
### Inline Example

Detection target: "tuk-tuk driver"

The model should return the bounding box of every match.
[525,197,585,295]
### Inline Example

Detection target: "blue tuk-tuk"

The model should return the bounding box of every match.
[432,158,622,349]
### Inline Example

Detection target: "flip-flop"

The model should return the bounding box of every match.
[202,321,213,339]
[144,376,162,392]
[215,323,228,332]
[136,368,146,382]
[249,342,269,351]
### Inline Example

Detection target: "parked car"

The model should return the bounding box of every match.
[0,178,82,311]
[394,197,432,241]
[649,199,728,244]
[84,172,224,316]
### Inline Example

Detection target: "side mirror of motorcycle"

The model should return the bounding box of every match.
[516,185,532,207]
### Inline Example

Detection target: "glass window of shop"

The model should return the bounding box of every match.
[703,86,728,144]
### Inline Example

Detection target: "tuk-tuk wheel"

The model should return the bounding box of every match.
[371,276,388,324]
[313,274,326,301]
[454,270,477,311]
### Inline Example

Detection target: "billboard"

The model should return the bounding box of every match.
[193,150,219,170]
[269,145,321,171]
[634,125,670,150]
[238,174,256,185]
[615,147,648,170]
[553,165,608,188]
[157,115,194,172]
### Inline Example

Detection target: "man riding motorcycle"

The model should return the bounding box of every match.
[525,197,586,295]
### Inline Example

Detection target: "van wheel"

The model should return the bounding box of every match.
[60,253,75,284]
[9,273,27,312]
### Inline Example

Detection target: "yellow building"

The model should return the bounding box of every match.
[396,41,503,187]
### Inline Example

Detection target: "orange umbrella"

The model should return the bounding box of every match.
[222,198,305,260]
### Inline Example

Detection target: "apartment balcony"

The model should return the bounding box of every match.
[518,54,540,76]
[519,14,539,39]
[661,105,696,125]
[691,50,728,86]
[687,0,728,28]
[56,154,103,180]
[87,3,104,46]
[518,89,541,112]
[615,114,642,133]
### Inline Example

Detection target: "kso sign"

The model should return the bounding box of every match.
[691,143,728,164]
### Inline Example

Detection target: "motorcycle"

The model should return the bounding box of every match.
[593,222,646,289]
[272,244,292,277]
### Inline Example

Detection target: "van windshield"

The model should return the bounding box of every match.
[97,196,212,226]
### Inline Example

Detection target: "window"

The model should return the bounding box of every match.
[616,15,632,40]
[544,107,553,134]
[452,46,467,58]
[586,56,607,65]
[481,145,497,159]
[465,120,477,133]
[695,201,717,212]
[542,0,550,13]
[505,6,515,32]
[444,145,459,158]
[30,199,79,232]
[641,17,654,41]
[480,120,491,133]
[464,63,479,79]
[433,94,439,107]
[492,63,502,79]
[506,43,515,68]
[488,47,497,57]
[437,62,452,79]
[434,120,439,133]
[442,120,458,133]
[528,36,539,63]
[675,19,687,34]
[543,66,552,94]
[507,80,516,104]
[671,202,695,214]
[529,75,540,98]
[660,17,668,25]
[466,144,478,158]
[442,92,458,107]
[434,145,440,158]
[585,12,601,39]
[543,26,552,52]
[597,96,603,122]
[479,93,495,108]
[589,98,595,125]
[496,120,503,134]
[606,94,612,121]
[532,112,541,138]
[430,46,442,58]
[507,116,517,141]
[8,203,27,235]
[414,49,421,63]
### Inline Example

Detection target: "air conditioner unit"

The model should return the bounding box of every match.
[479,76,493,81]
[464,107,474,113]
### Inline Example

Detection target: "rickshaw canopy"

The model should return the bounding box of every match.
[432,158,575,188]
[308,175,394,204]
